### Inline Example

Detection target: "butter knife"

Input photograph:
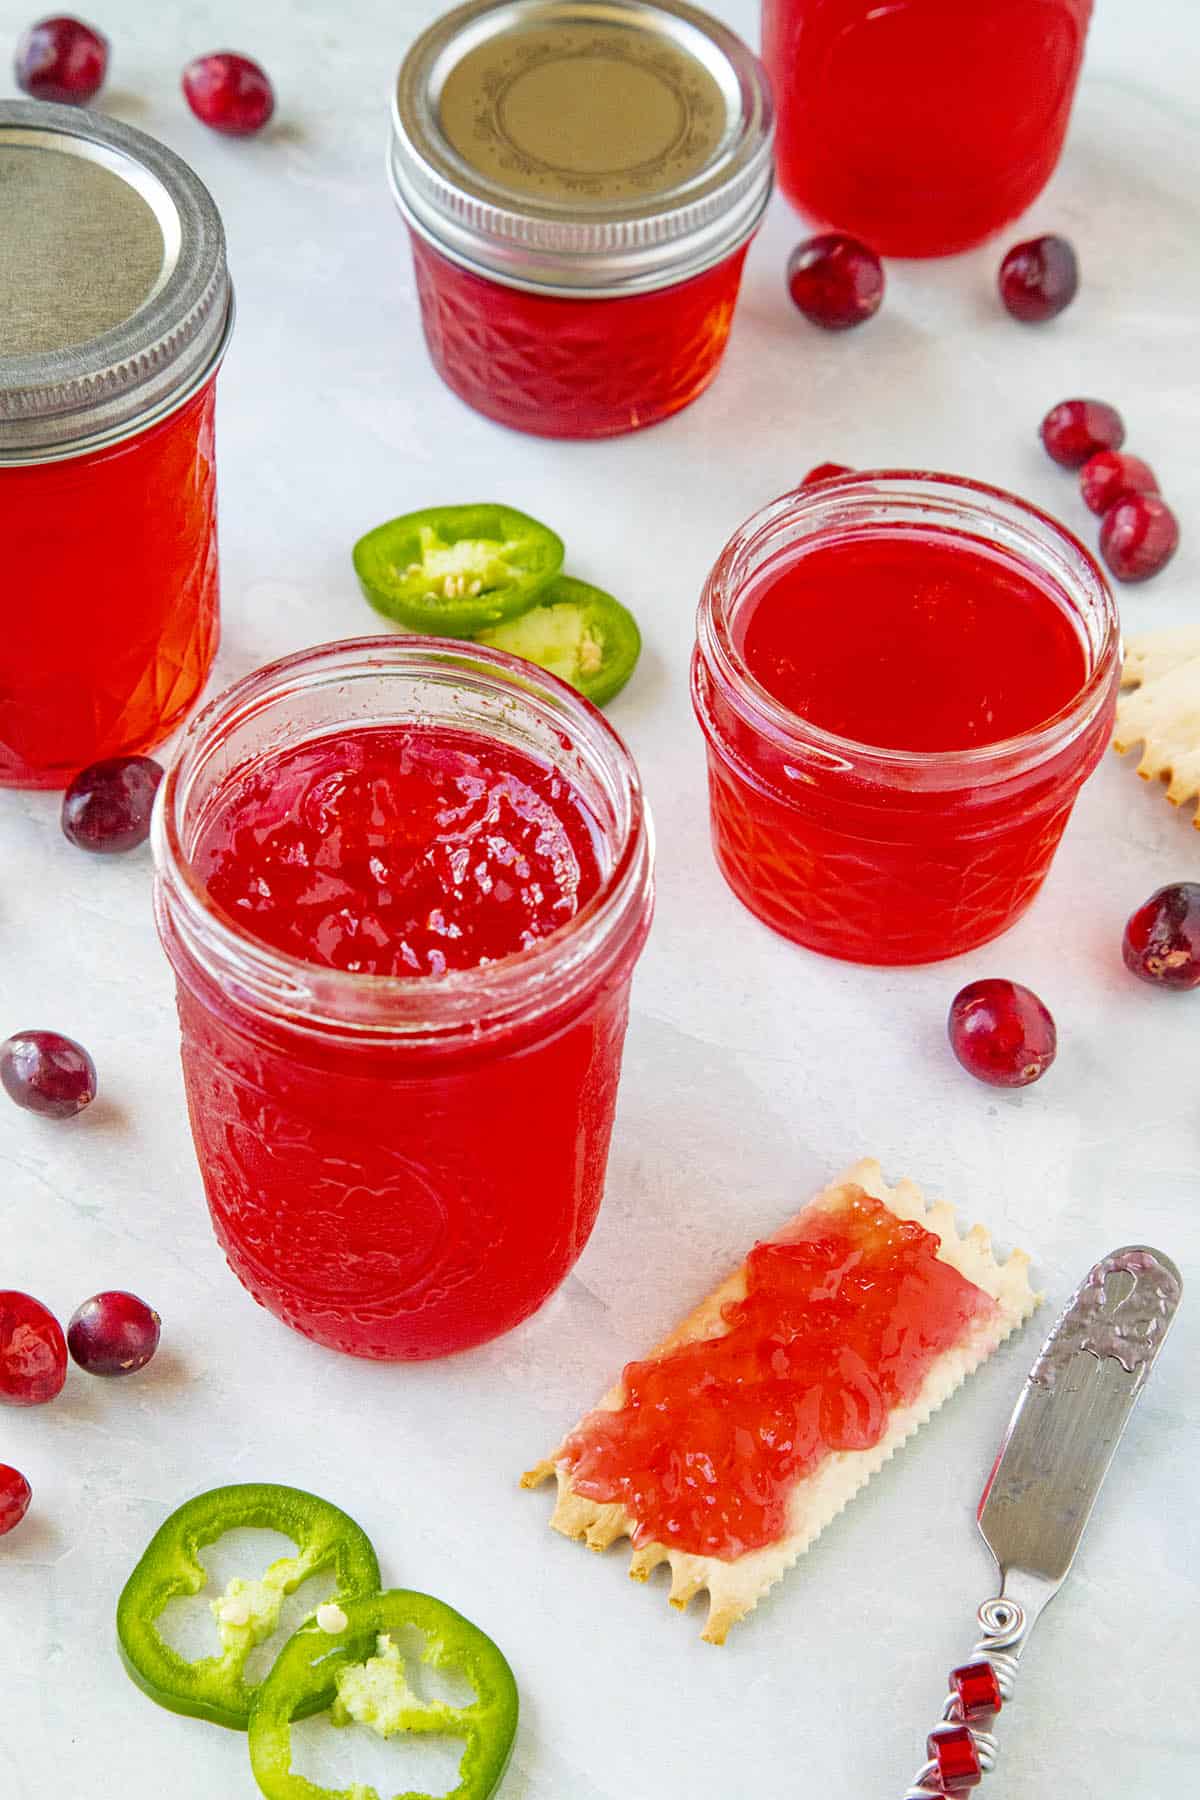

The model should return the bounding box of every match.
[903,1244,1183,1796]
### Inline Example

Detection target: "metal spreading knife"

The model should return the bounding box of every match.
[903,1244,1183,1797]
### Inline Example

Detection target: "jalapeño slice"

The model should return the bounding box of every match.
[116,1483,381,1730]
[353,504,564,636]
[248,1589,519,1800]
[475,575,641,707]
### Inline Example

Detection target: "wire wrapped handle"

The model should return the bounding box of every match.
[901,1596,1028,1796]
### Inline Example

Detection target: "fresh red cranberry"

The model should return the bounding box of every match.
[0,1031,96,1119]
[0,1292,67,1406]
[998,234,1079,323]
[802,462,853,486]
[67,1291,160,1377]
[61,755,163,854]
[1123,883,1200,989]
[13,14,107,102]
[787,234,884,331]
[0,1465,33,1536]
[182,52,275,136]
[948,979,1057,1088]
[1040,398,1126,468]
[1080,451,1159,517]
[1100,494,1180,582]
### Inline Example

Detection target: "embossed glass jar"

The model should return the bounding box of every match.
[153,638,655,1361]
[693,475,1121,965]
[762,0,1092,257]
[0,102,232,787]
[390,0,773,438]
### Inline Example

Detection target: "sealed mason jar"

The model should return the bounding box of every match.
[390,0,773,438]
[693,474,1120,965]
[0,101,232,788]
[762,0,1092,257]
[153,637,654,1361]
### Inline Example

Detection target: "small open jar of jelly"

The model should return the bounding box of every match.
[693,474,1121,965]
[0,102,232,789]
[389,0,773,438]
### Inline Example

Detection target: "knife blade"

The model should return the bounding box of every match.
[902,1244,1182,1798]
[978,1243,1182,1607]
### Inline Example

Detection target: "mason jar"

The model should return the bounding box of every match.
[153,637,655,1360]
[0,101,233,787]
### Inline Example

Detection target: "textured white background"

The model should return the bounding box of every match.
[2,3,1198,1797]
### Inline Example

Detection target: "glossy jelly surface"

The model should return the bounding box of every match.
[563,1188,996,1559]
[174,721,639,1361]
[695,517,1117,965]
[762,0,1092,256]
[193,725,604,976]
[739,532,1088,752]
[410,233,750,439]
[0,383,220,789]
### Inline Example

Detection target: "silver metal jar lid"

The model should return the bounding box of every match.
[0,101,233,464]
[389,0,774,296]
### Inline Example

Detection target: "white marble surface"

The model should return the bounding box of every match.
[2,2,1198,1795]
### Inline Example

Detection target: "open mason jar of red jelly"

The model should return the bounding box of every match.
[693,474,1121,966]
[0,102,232,788]
[389,0,773,438]
[762,0,1092,257]
[153,637,654,1361]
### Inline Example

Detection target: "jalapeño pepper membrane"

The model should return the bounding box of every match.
[0,101,232,788]
[389,0,773,438]
[153,638,654,1361]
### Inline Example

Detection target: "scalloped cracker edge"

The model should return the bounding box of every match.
[522,1159,1038,1644]
[1114,625,1200,826]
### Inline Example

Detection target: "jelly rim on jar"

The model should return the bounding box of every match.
[695,472,1122,792]
[389,0,773,296]
[0,101,233,465]
[152,636,654,1046]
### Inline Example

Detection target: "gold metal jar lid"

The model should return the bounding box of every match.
[390,0,773,295]
[0,101,232,464]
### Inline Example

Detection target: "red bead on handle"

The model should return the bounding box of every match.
[927,1724,983,1791]
[950,1661,1003,1721]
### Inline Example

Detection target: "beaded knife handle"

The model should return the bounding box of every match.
[903,1246,1182,1795]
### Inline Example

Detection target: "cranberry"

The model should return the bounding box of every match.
[0,1031,96,1119]
[787,234,884,331]
[1123,883,1200,990]
[0,1465,33,1537]
[947,979,1057,1088]
[998,234,1079,323]
[0,1292,67,1406]
[67,1291,160,1377]
[13,14,107,103]
[1040,398,1126,468]
[1079,451,1159,517]
[61,755,163,854]
[182,52,275,137]
[802,462,853,486]
[1100,494,1180,583]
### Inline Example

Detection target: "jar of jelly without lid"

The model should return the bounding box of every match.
[389,0,773,438]
[692,474,1121,966]
[152,637,655,1361]
[762,0,1092,257]
[0,101,232,788]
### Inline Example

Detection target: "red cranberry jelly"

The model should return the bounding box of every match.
[0,102,231,787]
[563,1188,997,1559]
[410,234,751,440]
[193,725,604,976]
[154,641,653,1362]
[390,0,772,438]
[762,0,1092,256]
[2,385,220,786]
[693,476,1121,965]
